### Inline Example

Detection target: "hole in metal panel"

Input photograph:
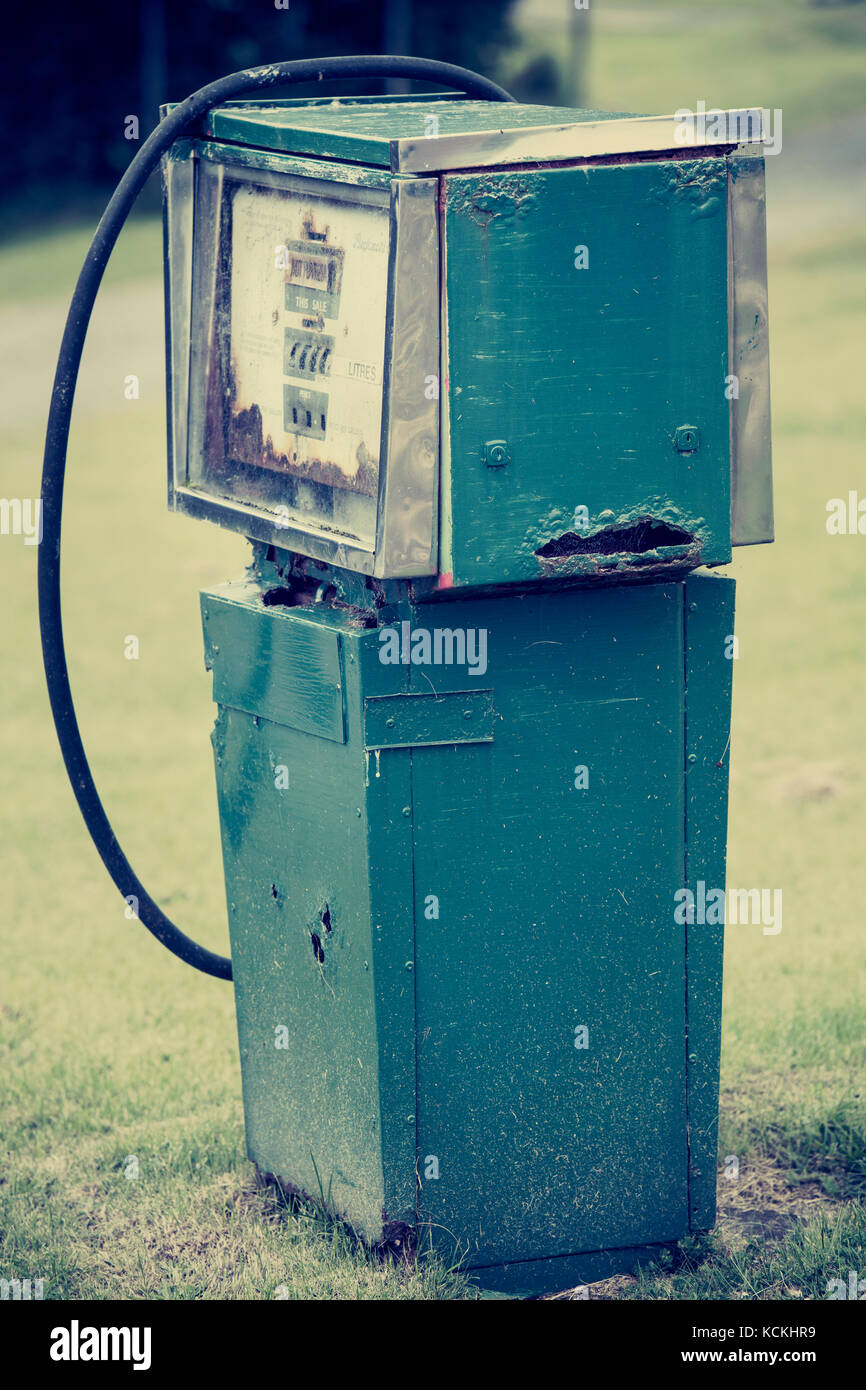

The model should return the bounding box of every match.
[535,518,694,558]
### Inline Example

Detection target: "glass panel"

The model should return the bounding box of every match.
[186,162,391,550]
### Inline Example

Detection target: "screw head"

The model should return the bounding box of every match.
[484,439,510,467]
[674,425,701,454]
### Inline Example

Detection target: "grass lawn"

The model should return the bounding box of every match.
[1,5,864,1299]
[513,0,866,132]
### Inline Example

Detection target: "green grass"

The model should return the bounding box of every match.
[512,0,866,130]
[0,215,163,304]
[2,6,865,1298]
[623,1206,866,1301]
[718,222,866,1182]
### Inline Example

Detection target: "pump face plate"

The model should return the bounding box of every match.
[164,97,771,584]
[200,164,389,550]
[166,139,439,577]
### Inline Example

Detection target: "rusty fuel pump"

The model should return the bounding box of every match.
[40,56,772,1296]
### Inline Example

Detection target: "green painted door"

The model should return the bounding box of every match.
[410,583,689,1267]
[442,157,731,587]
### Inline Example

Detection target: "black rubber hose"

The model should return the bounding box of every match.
[39,56,515,980]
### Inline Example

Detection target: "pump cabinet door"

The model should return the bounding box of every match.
[442,156,731,588]
[409,582,689,1268]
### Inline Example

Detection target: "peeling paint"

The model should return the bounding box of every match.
[646,158,726,221]
[532,511,704,580]
[537,518,694,558]
[447,173,537,227]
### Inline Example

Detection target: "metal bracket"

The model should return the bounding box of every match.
[364,690,494,750]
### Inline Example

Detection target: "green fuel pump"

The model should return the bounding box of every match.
[40,57,773,1297]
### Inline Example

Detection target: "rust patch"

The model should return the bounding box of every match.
[262,585,295,607]
[446,173,537,228]
[536,518,694,559]
[227,398,378,497]
[261,576,377,628]
[534,517,701,580]
[379,1217,416,1258]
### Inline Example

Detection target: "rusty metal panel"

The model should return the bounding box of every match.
[440,157,732,589]
[185,159,390,553]
[165,142,439,576]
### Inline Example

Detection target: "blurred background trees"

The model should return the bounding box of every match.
[0,0,593,227]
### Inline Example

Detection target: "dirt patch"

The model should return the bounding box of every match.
[753,757,847,804]
[716,1155,846,1246]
